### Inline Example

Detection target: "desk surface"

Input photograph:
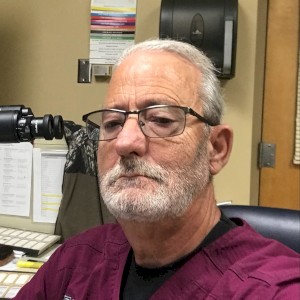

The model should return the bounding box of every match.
[0,244,60,299]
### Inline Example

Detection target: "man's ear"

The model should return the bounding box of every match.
[208,125,233,175]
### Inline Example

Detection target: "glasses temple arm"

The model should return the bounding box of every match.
[82,116,100,129]
[188,108,217,126]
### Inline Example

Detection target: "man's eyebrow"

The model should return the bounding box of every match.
[104,98,178,110]
[138,99,177,108]
[103,104,126,110]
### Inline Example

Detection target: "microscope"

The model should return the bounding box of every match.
[0,105,64,143]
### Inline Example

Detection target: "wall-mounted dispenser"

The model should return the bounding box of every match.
[159,0,238,79]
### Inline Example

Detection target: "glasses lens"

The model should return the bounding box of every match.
[86,110,125,141]
[140,106,186,138]
[86,112,100,141]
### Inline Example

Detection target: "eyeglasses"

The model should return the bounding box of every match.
[82,104,217,141]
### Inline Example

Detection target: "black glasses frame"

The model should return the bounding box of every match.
[82,104,217,141]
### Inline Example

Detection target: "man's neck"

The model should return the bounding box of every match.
[118,185,221,268]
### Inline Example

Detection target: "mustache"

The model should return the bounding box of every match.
[103,157,167,185]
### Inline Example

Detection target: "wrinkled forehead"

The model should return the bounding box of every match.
[103,50,203,111]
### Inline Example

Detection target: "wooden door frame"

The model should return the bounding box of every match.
[259,0,300,209]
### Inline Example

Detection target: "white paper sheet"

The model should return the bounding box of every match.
[0,143,32,217]
[33,149,67,223]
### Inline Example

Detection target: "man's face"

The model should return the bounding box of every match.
[98,51,211,222]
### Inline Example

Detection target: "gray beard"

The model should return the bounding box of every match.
[99,140,210,222]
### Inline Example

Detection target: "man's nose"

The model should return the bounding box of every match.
[114,117,147,157]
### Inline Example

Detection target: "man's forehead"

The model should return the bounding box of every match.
[104,50,202,109]
[115,49,199,74]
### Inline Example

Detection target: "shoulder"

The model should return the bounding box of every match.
[207,219,299,272]
[60,223,128,252]
[64,223,127,247]
[48,223,128,267]
[204,219,300,298]
[14,224,129,299]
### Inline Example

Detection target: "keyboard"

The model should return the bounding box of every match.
[0,227,61,257]
[0,271,34,299]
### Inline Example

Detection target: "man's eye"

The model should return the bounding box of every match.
[149,117,175,126]
[103,120,123,131]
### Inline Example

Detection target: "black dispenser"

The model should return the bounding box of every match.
[159,0,238,79]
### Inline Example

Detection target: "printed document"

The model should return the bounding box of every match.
[0,143,32,217]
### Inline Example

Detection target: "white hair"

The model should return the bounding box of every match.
[114,39,224,124]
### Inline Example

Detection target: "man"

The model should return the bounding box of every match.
[14,39,300,299]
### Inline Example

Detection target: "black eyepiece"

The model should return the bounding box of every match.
[0,105,64,143]
[53,115,64,139]
[30,114,54,140]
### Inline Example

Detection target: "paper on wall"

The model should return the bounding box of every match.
[89,0,137,65]
[0,143,32,217]
[33,149,67,223]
